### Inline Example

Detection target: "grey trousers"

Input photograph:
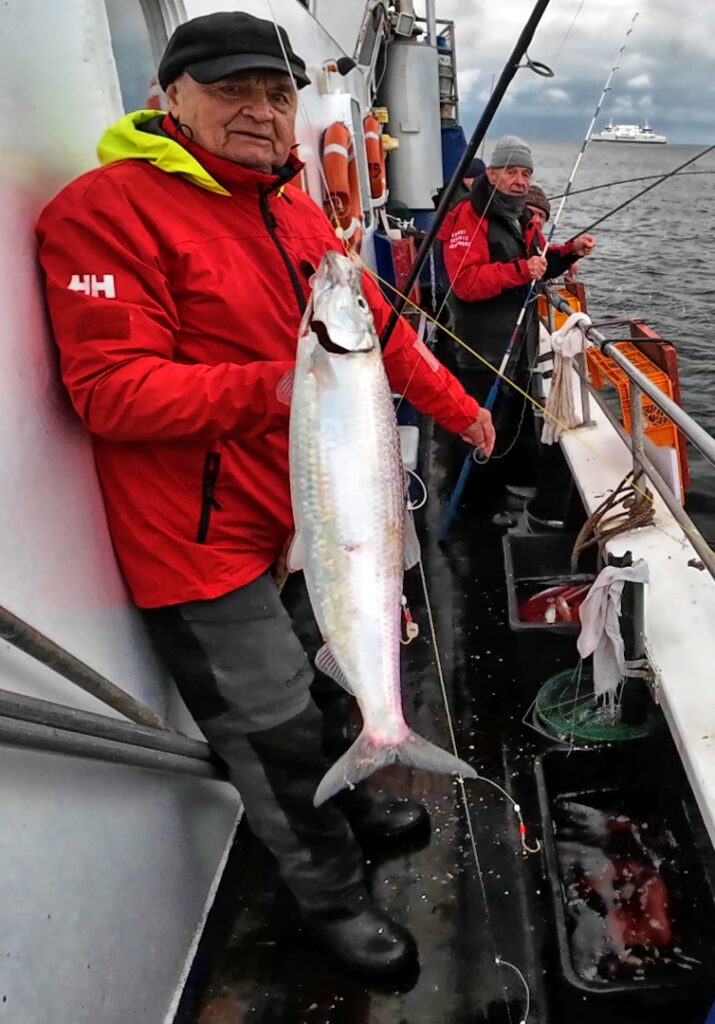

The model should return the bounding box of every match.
[142,571,365,915]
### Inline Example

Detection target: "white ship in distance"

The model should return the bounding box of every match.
[595,119,668,143]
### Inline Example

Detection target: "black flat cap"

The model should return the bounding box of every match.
[158,12,310,91]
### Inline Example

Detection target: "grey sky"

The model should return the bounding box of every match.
[424,0,714,144]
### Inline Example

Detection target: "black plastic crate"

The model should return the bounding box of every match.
[536,744,715,1007]
[502,532,595,689]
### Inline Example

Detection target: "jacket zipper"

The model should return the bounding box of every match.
[196,451,222,544]
[258,189,307,314]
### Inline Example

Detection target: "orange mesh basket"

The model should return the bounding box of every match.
[536,287,583,329]
[586,342,677,449]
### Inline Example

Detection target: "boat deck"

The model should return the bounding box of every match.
[176,418,714,1024]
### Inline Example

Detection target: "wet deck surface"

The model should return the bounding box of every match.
[177,421,714,1024]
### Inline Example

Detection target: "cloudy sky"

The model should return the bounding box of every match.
[419,0,714,143]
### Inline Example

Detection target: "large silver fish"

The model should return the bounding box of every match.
[286,251,476,806]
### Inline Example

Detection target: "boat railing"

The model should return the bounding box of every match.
[0,685,224,779]
[0,602,225,776]
[546,287,715,582]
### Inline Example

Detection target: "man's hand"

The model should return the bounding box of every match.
[526,254,547,280]
[571,233,596,257]
[461,407,495,458]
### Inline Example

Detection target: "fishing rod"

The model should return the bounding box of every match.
[549,168,715,201]
[438,12,640,543]
[379,0,555,350]
[568,142,715,238]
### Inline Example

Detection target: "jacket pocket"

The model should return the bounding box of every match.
[196,451,222,544]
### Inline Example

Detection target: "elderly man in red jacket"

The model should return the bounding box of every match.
[36,12,494,977]
[438,137,595,495]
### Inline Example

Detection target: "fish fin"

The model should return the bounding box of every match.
[315,644,355,695]
[403,508,421,570]
[287,529,308,571]
[310,345,339,389]
[276,369,294,406]
[313,728,476,806]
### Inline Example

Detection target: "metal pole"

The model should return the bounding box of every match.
[0,687,210,761]
[379,0,554,348]
[575,371,715,582]
[425,0,438,47]
[0,716,223,779]
[629,375,646,474]
[0,604,169,731]
[0,687,224,778]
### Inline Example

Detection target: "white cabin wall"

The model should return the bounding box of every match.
[0,0,169,717]
[0,4,241,1022]
[310,0,368,60]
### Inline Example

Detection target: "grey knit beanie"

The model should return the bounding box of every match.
[489,135,533,171]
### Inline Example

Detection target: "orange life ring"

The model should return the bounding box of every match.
[363,114,388,205]
[322,121,363,250]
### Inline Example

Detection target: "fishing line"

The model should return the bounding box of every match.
[569,142,715,238]
[550,168,715,201]
[265,0,353,255]
[549,0,586,67]
[417,557,535,1024]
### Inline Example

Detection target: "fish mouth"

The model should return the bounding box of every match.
[311,319,350,353]
[311,318,373,355]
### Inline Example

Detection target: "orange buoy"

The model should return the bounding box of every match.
[322,121,363,250]
[363,114,388,205]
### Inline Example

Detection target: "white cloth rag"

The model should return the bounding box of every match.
[577,559,650,697]
[541,311,592,445]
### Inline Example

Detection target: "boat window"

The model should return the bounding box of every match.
[350,98,373,231]
[104,0,169,113]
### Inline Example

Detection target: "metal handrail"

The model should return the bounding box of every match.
[0,604,169,731]
[0,687,226,779]
[545,287,715,582]
[545,286,715,468]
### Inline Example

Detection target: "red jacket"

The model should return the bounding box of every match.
[437,194,576,303]
[37,113,479,608]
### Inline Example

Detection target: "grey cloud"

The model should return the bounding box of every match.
[442,0,715,143]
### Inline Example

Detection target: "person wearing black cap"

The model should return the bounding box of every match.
[437,136,595,494]
[36,11,494,978]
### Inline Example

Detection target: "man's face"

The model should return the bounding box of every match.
[166,70,298,172]
[526,205,547,229]
[486,164,533,196]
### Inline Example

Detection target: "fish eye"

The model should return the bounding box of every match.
[356,296,369,311]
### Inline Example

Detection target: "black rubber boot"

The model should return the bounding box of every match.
[303,894,418,976]
[336,787,430,847]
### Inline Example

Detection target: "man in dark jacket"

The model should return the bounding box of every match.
[36,12,494,977]
[438,136,595,486]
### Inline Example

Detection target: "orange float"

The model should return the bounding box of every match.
[322,122,363,250]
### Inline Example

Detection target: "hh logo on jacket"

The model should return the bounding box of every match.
[68,273,116,298]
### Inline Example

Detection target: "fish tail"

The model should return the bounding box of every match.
[313,728,476,807]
